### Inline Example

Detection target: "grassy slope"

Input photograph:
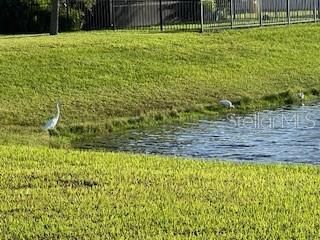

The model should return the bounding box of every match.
[1,25,320,140]
[1,26,320,238]
[0,145,319,239]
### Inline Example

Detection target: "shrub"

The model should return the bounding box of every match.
[0,0,96,34]
[59,7,85,31]
[203,0,229,22]
[0,0,50,33]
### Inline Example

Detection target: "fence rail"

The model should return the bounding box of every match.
[65,0,320,31]
[0,0,319,34]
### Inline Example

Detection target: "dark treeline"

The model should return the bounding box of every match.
[0,0,51,33]
[0,0,94,34]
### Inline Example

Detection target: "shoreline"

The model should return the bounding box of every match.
[65,88,320,146]
[1,87,318,150]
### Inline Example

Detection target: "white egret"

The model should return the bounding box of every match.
[298,91,305,106]
[44,102,60,134]
[219,100,235,109]
[298,91,304,100]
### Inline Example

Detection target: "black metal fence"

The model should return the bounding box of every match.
[64,0,320,31]
[1,0,319,34]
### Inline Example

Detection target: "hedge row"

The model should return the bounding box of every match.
[0,0,90,34]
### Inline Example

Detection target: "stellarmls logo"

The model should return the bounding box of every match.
[227,112,316,129]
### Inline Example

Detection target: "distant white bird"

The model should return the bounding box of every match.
[298,91,304,100]
[44,102,60,132]
[219,100,235,109]
[298,91,305,106]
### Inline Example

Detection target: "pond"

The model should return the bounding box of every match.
[78,103,320,164]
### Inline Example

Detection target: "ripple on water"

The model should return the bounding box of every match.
[78,103,320,164]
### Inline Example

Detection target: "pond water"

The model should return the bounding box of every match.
[78,103,320,164]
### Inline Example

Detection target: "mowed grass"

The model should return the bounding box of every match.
[0,145,319,239]
[1,24,320,141]
[1,25,320,238]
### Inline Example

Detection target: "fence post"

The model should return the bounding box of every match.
[159,0,163,31]
[314,0,317,22]
[112,0,116,30]
[200,0,204,32]
[286,0,290,25]
[66,0,69,23]
[109,0,113,29]
[318,0,320,20]
[50,0,59,35]
[259,0,263,27]
[230,0,234,28]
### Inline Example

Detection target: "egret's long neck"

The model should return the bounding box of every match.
[56,103,60,119]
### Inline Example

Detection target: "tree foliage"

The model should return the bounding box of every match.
[0,0,96,33]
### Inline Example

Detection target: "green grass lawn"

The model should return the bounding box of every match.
[1,24,320,238]
[0,145,319,239]
[1,24,320,145]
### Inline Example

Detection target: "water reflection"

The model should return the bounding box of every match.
[78,103,320,164]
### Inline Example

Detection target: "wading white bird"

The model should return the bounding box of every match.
[44,102,60,133]
[298,91,305,106]
[219,100,235,109]
[298,91,304,100]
